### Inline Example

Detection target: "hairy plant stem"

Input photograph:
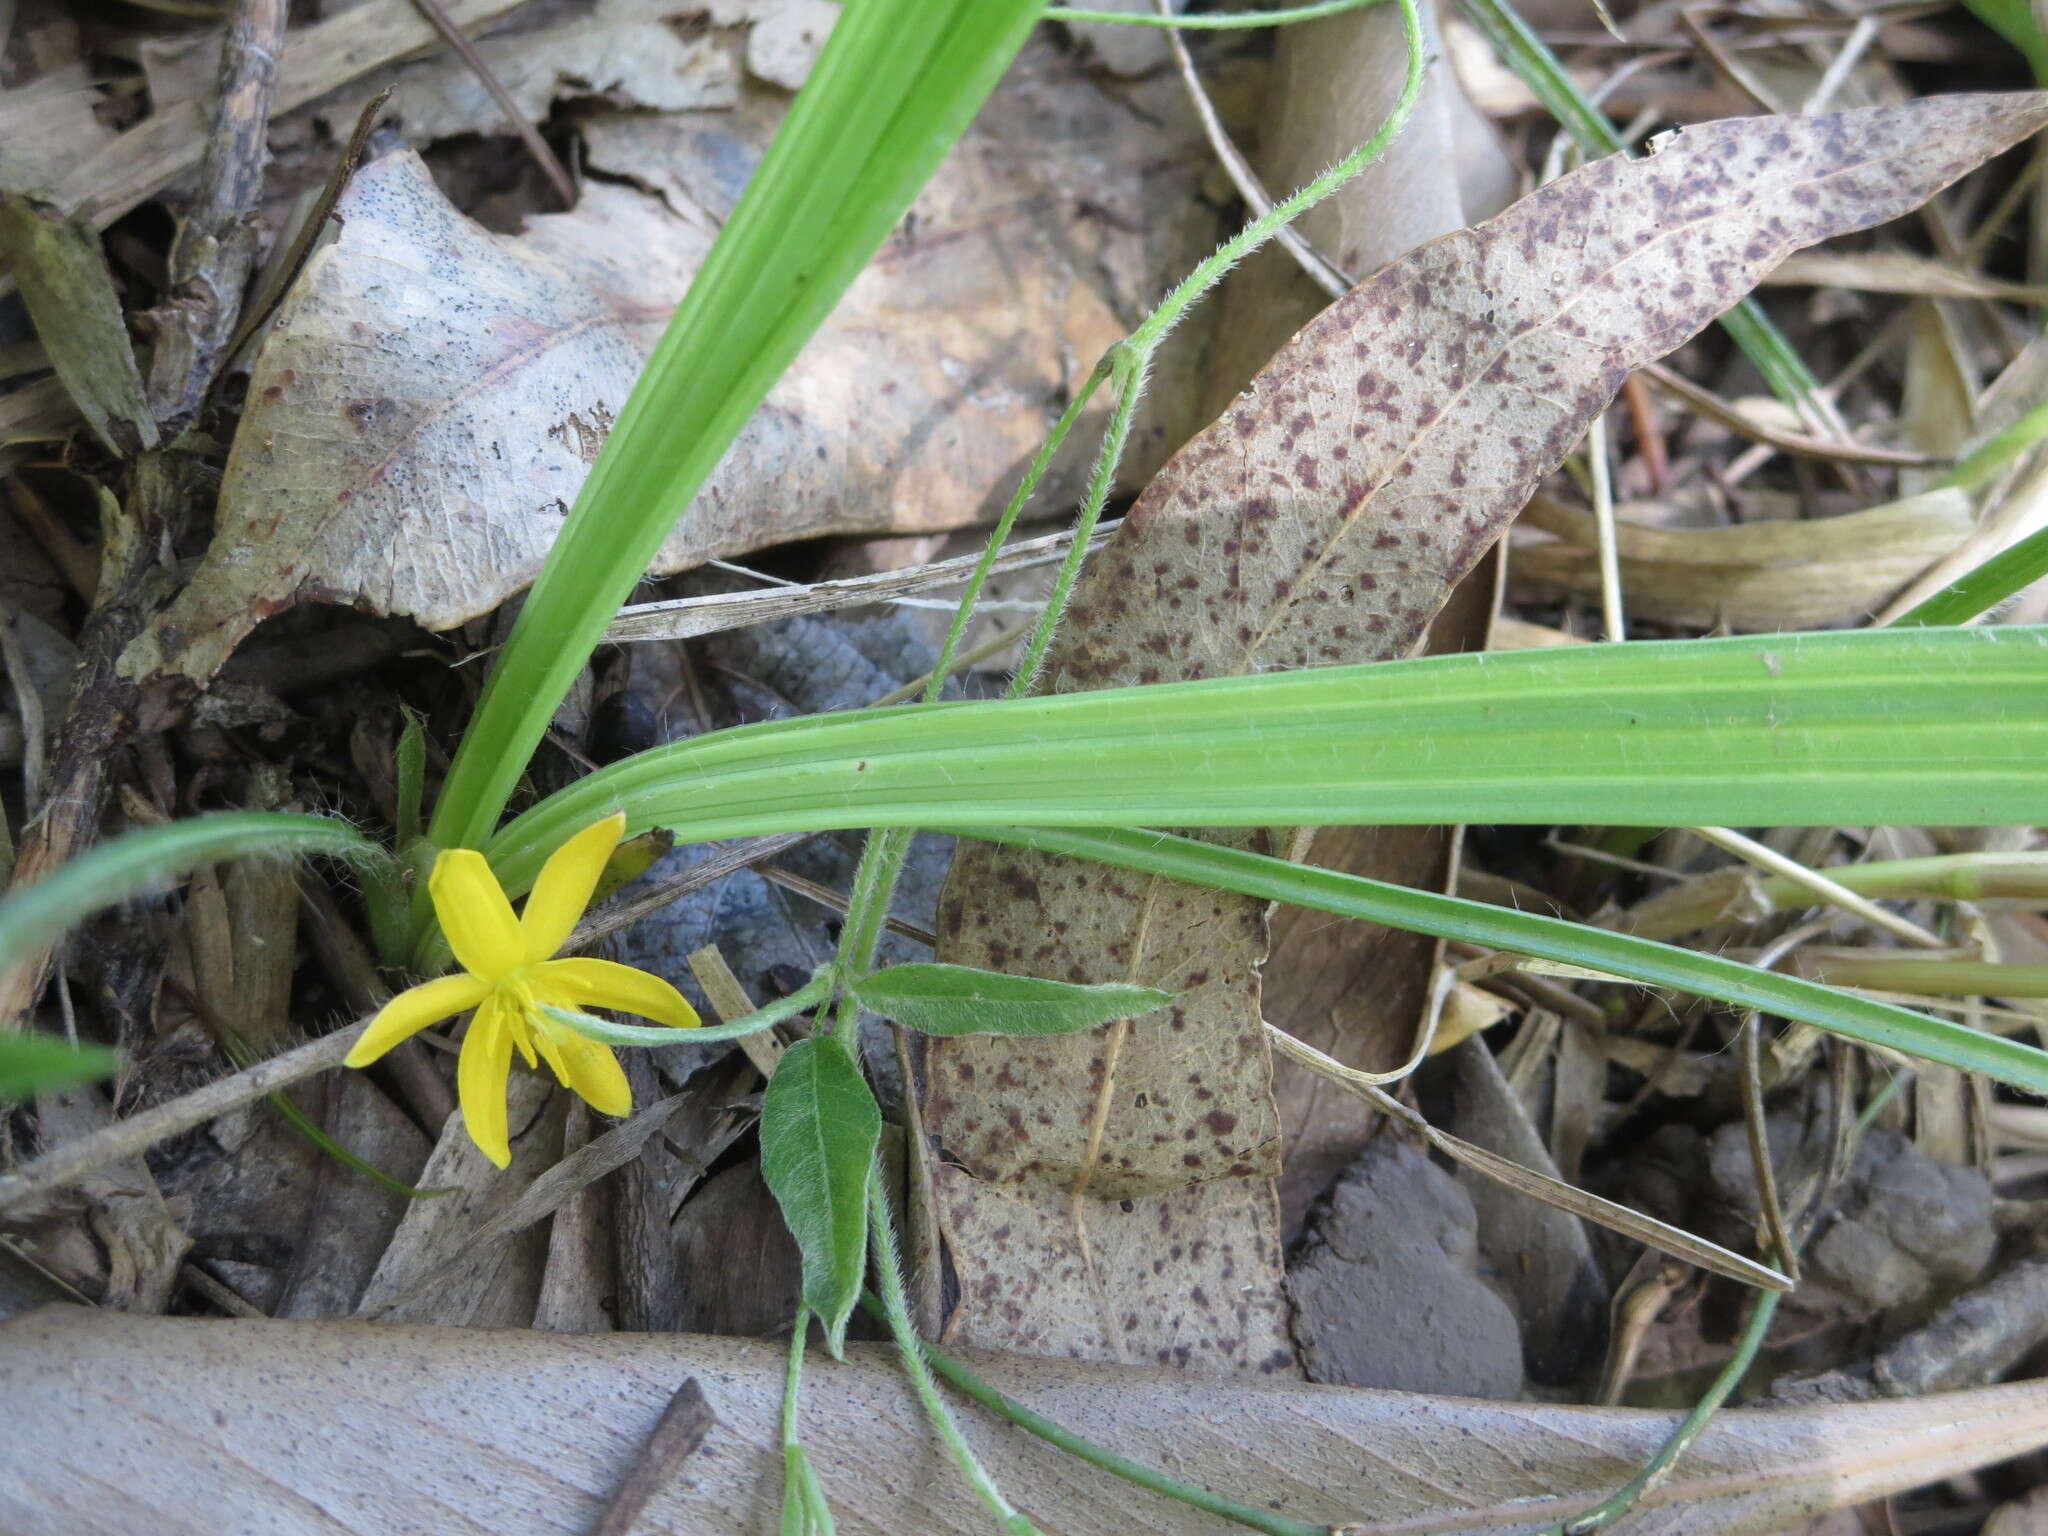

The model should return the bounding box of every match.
[778,1310,837,1535]
[856,1289,1326,1536]
[868,1176,1040,1534]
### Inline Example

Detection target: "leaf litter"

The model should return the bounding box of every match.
[925,89,2048,1375]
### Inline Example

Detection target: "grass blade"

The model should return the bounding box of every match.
[1896,526,2048,626]
[984,825,2048,1096]
[427,0,1042,856]
[0,813,379,978]
[0,1034,117,1100]
[479,628,2048,913]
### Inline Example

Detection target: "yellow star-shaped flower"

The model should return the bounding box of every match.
[345,811,699,1166]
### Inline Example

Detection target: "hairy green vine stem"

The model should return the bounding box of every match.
[867,1176,1041,1534]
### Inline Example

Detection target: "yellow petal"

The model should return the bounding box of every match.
[344,972,491,1067]
[457,999,517,1169]
[521,812,626,963]
[532,956,699,1029]
[531,1015,632,1118]
[429,849,524,980]
[562,1035,631,1117]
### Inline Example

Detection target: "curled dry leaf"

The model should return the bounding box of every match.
[1765,249,2048,303]
[7,1308,2048,1535]
[925,92,2048,1372]
[124,49,1209,689]
[1514,487,1974,630]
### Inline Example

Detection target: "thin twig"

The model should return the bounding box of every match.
[1801,14,1879,115]
[1618,372,1669,492]
[1737,1012,1797,1284]
[142,0,289,431]
[757,864,938,948]
[403,0,576,207]
[865,626,1026,708]
[602,523,1119,647]
[223,87,393,369]
[1688,825,1948,951]
[1587,412,1625,641]
[1264,1022,1791,1291]
[590,1380,716,1536]
[1640,363,1937,468]
[1158,0,1352,300]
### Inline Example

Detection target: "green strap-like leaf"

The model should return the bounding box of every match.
[0,1034,117,1101]
[427,0,1043,858]
[760,1036,880,1356]
[977,825,2048,1097]
[851,963,1171,1037]
[0,812,381,975]
[489,627,2048,894]
[1897,525,2048,628]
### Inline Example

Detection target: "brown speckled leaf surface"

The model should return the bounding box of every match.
[925,93,2048,1373]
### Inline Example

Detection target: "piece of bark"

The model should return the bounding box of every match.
[672,1162,803,1339]
[273,1072,431,1320]
[353,1073,563,1328]
[534,1101,618,1334]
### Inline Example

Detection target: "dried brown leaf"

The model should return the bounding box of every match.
[8,1307,2048,1535]
[0,194,154,456]
[1514,488,1973,630]
[1766,249,2048,302]
[123,54,1203,688]
[926,93,2048,1373]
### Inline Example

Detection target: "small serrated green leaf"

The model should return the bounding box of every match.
[851,963,1172,1037]
[0,1034,116,1101]
[760,1035,879,1356]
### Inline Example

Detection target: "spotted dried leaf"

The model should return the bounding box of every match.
[926,92,2048,1372]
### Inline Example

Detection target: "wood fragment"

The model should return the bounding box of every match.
[688,944,784,1078]
[590,1379,717,1536]
[40,0,531,236]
